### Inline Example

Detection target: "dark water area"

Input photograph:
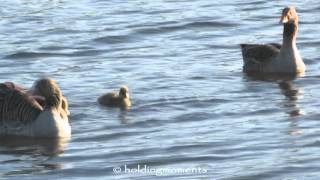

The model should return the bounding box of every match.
[1,0,320,179]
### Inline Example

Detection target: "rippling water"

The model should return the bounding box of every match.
[1,0,320,179]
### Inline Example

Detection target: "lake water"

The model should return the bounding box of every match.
[1,0,320,179]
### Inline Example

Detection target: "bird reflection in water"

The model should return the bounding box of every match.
[245,73,304,136]
[278,81,305,136]
[0,136,69,156]
[278,81,304,117]
[246,73,304,117]
[0,136,69,175]
[245,72,304,117]
[119,110,130,124]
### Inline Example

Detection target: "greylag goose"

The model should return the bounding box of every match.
[98,86,131,108]
[240,6,305,74]
[0,78,71,138]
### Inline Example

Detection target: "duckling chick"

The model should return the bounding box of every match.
[98,86,131,108]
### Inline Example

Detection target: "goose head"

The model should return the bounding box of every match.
[32,78,70,119]
[32,78,63,109]
[280,6,298,24]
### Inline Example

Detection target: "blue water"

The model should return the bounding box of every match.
[1,0,320,179]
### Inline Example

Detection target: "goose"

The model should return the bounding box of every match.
[240,6,305,74]
[98,86,131,108]
[0,78,71,138]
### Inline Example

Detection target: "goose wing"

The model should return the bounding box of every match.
[240,43,281,63]
[0,83,43,131]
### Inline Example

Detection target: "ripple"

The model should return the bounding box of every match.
[1,0,320,179]
[93,35,134,44]
[134,21,239,35]
[4,52,67,59]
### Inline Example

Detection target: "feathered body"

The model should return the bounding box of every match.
[0,79,71,138]
[98,86,131,108]
[241,6,305,74]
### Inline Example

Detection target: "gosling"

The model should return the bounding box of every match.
[98,86,131,108]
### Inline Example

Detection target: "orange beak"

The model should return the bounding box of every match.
[280,15,289,23]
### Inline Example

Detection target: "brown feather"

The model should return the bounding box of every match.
[240,43,280,63]
[0,83,43,129]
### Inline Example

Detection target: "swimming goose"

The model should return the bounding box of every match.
[0,78,71,138]
[240,6,305,74]
[98,86,131,108]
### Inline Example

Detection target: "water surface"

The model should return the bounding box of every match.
[1,0,320,179]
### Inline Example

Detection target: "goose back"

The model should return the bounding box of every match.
[0,83,42,134]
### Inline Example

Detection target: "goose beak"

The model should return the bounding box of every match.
[280,16,288,23]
